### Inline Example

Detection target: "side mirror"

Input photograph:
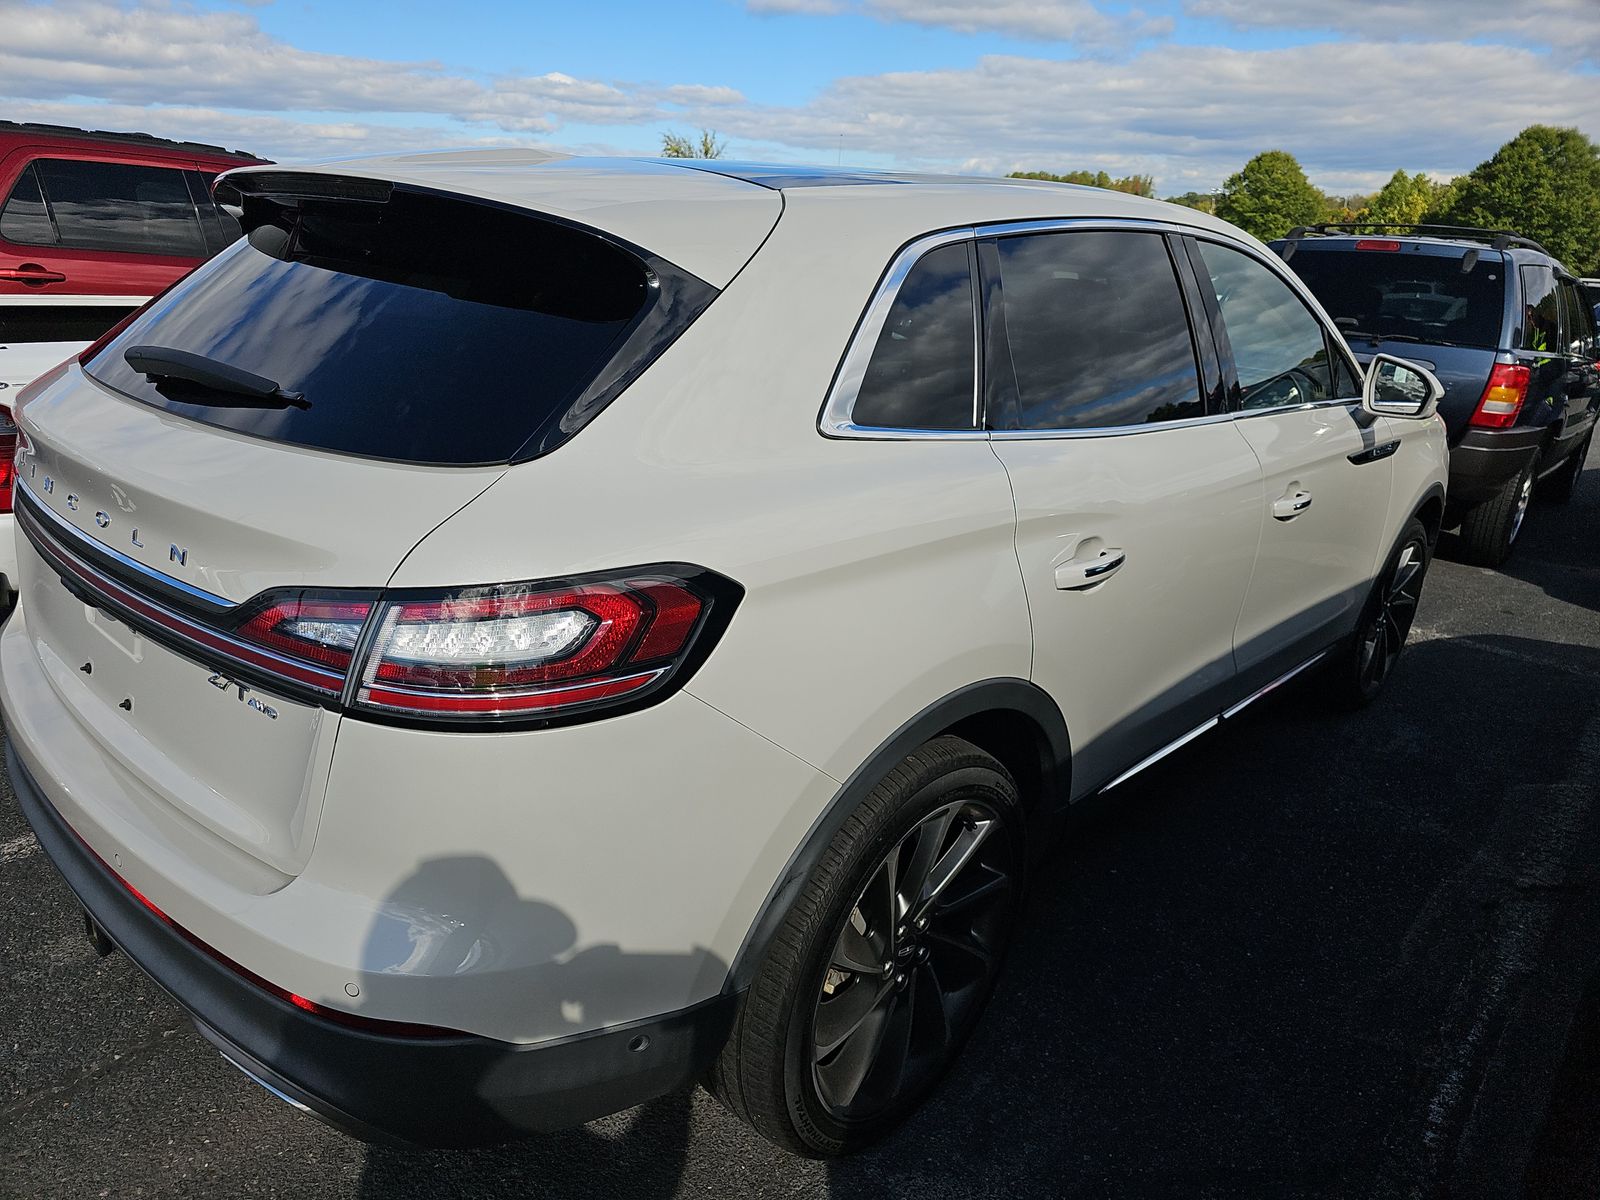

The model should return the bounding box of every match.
[1362,354,1444,420]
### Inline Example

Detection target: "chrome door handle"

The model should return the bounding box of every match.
[1272,491,1313,521]
[1055,549,1125,590]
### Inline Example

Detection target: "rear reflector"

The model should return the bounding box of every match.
[1470,363,1531,429]
[1355,239,1403,251]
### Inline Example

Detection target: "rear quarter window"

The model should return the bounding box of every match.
[82,185,714,465]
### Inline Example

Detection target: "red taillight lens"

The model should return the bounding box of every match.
[1470,363,1531,429]
[1355,239,1402,251]
[234,595,375,674]
[0,407,16,516]
[353,571,731,723]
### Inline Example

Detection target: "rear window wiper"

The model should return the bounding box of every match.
[123,345,310,409]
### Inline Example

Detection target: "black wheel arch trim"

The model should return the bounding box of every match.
[726,677,1071,992]
[1412,481,1447,539]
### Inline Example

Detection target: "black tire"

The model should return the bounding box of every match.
[1325,517,1431,710]
[1457,451,1539,566]
[709,735,1024,1157]
[1541,429,1592,504]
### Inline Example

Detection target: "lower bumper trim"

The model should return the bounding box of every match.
[8,735,738,1148]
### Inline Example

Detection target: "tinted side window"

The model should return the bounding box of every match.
[992,230,1201,430]
[852,241,975,429]
[1559,279,1595,356]
[1330,336,1363,397]
[31,159,206,256]
[1520,264,1560,353]
[186,171,241,255]
[1197,240,1337,410]
[0,163,55,245]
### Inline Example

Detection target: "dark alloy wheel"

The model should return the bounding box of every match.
[1355,533,1426,695]
[1327,517,1431,709]
[808,797,1013,1122]
[708,735,1023,1157]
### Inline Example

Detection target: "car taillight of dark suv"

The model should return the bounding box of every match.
[1272,225,1600,565]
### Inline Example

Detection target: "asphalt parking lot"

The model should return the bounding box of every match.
[3,458,1598,1199]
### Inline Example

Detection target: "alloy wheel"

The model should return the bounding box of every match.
[1510,468,1534,543]
[809,799,1014,1121]
[1356,537,1427,694]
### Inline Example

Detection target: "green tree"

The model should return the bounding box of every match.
[1009,169,1154,197]
[660,129,726,159]
[1425,125,1600,273]
[1214,150,1325,241]
[1357,170,1443,231]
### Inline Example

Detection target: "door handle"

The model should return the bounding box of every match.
[1272,490,1313,520]
[0,264,67,285]
[1055,549,1125,590]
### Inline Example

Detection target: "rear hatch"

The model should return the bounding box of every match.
[11,172,729,878]
[1281,239,1509,440]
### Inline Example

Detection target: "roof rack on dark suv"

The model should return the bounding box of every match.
[1283,222,1552,256]
[0,120,259,162]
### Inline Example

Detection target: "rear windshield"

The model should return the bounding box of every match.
[1287,248,1507,350]
[83,186,701,465]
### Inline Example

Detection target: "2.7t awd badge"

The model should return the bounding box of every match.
[206,673,279,720]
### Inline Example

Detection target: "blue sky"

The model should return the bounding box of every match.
[4,0,1598,194]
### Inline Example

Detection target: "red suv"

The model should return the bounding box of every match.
[0,123,267,607]
[0,122,267,348]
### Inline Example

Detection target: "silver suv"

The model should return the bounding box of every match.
[6,153,1448,1156]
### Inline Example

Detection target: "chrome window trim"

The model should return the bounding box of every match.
[823,215,1359,443]
[16,478,234,609]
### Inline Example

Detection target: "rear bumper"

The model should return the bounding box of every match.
[1446,425,1545,510]
[9,742,736,1147]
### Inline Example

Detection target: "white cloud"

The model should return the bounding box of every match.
[3,0,1598,195]
[748,0,1169,47]
[1186,0,1600,62]
[0,0,723,140]
[681,41,1600,192]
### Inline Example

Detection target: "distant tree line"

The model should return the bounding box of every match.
[1159,126,1600,274]
[1006,169,1156,197]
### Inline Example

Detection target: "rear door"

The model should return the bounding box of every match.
[1557,276,1599,444]
[984,224,1262,795]
[1187,236,1393,693]
[0,154,209,296]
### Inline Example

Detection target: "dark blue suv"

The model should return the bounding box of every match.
[1272,225,1599,565]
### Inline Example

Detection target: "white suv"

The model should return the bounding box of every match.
[3,153,1448,1156]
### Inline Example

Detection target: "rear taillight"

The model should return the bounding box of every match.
[0,407,16,516]
[15,485,739,728]
[234,594,375,676]
[353,573,725,722]
[1470,363,1531,429]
